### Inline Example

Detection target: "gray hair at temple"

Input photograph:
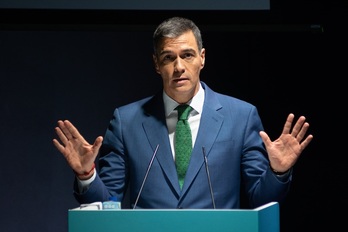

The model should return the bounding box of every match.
[152,17,203,56]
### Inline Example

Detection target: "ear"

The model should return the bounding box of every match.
[153,54,160,74]
[200,48,206,68]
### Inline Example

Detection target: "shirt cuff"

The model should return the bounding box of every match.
[76,168,96,193]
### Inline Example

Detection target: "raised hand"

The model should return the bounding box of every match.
[259,113,313,173]
[53,120,103,179]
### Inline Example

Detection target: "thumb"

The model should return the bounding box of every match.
[92,136,103,154]
[259,131,271,147]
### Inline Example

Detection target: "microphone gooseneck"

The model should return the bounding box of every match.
[133,144,160,209]
[202,146,216,209]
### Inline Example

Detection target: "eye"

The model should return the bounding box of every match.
[160,54,175,64]
[183,52,194,59]
[163,55,172,61]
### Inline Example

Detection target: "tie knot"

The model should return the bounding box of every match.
[176,104,192,120]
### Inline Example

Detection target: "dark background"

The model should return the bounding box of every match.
[0,1,346,231]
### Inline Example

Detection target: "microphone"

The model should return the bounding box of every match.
[202,146,216,209]
[133,144,160,209]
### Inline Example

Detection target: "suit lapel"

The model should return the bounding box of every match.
[142,93,182,195]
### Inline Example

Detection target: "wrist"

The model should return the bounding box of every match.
[270,165,289,175]
[74,163,95,179]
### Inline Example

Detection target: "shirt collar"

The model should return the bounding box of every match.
[163,82,205,116]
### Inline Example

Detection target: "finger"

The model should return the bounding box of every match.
[281,113,295,134]
[93,136,104,151]
[62,120,85,142]
[296,121,310,141]
[55,125,69,145]
[58,120,74,141]
[52,138,66,155]
[290,116,306,138]
[300,134,314,151]
[259,131,271,147]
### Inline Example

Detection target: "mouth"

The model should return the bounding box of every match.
[174,77,189,83]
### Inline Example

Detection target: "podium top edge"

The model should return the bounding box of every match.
[253,201,279,211]
[69,202,278,212]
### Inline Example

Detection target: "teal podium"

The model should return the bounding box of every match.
[68,201,279,232]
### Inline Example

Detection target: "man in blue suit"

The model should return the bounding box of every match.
[53,17,313,209]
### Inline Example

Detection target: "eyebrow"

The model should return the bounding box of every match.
[159,48,197,56]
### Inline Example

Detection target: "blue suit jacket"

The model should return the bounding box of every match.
[74,82,291,209]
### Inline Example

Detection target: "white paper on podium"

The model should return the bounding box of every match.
[72,202,103,210]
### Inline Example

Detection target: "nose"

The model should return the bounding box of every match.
[174,58,185,73]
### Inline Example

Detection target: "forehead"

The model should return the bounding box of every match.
[159,31,198,52]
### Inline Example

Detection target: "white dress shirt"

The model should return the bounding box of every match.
[163,83,205,160]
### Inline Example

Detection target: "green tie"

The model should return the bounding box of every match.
[175,104,193,189]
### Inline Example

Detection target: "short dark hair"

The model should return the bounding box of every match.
[153,17,203,55]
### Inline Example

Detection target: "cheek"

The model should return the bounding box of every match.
[159,64,174,74]
[194,62,204,72]
[160,70,171,80]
